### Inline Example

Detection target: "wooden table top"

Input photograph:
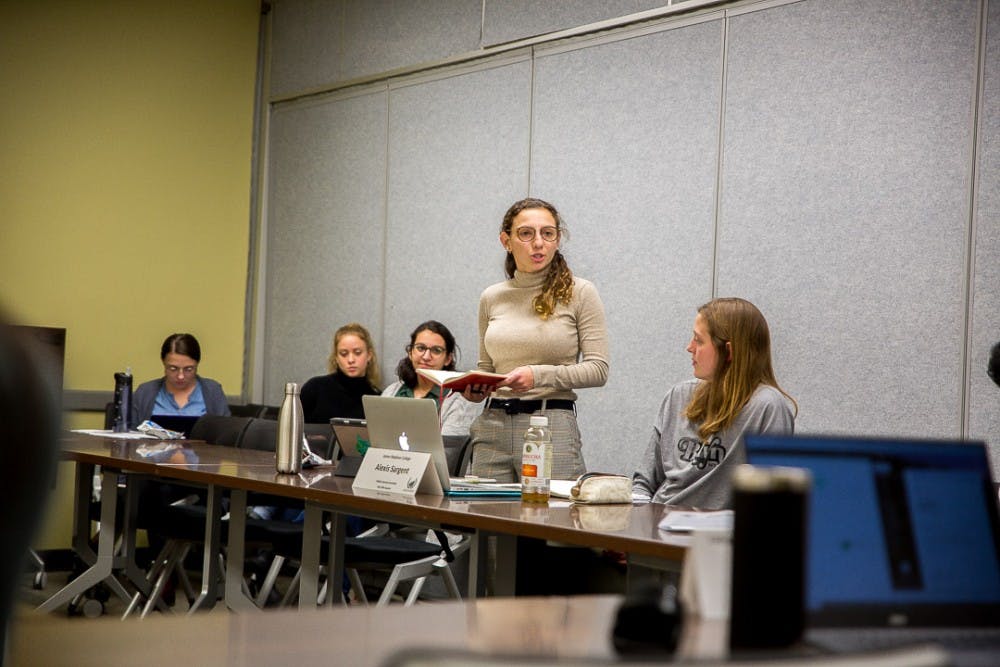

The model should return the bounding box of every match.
[61,432,690,561]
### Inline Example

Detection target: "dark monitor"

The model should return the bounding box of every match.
[11,325,65,410]
[745,434,1000,627]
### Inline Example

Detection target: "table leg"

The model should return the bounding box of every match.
[118,474,151,595]
[326,512,346,606]
[188,484,222,613]
[36,468,122,612]
[493,533,517,596]
[70,463,97,566]
[299,503,323,609]
[224,489,261,612]
[468,531,485,599]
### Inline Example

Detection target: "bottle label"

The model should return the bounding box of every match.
[522,441,546,480]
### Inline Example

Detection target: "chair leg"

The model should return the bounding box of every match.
[123,541,173,618]
[176,563,196,605]
[437,561,462,600]
[141,541,191,618]
[255,555,285,607]
[346,568,367,604]
[403,576,427,606]
[279,568,301,608]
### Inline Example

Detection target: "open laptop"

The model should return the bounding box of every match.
[330,417,369,478]
[745,434,1000,665]
[148,414,200,437]
[362,395,520,497]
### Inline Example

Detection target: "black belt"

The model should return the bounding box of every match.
[486,398,575,414]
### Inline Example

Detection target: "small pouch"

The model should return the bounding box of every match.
[570,472,633,504]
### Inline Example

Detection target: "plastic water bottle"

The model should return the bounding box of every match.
[276,382,304,473]
[521,415,552,502]
[112,368,133,433]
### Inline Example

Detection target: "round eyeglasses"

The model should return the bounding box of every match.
[407,343,447,357]
[513,226,559,243]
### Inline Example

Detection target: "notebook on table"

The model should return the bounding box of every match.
[361,395,520,497]
[744,433,1000,665]
[330,417,368,478]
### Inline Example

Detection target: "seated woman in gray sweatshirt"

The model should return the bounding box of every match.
[633,298,797,510]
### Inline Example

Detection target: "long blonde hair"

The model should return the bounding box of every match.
[684,298,797,440]
[501,198,573,319]
[326,322,381,390]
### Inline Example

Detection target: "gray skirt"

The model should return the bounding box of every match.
[468,406,586,483]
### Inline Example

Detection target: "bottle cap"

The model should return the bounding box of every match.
[284,382,299,394]
[529,415,548,427]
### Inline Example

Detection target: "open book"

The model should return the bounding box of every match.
[416,368,506,392]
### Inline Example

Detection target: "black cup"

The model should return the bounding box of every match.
[729,464,811,650]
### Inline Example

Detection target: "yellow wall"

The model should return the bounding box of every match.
[0,0,261,547]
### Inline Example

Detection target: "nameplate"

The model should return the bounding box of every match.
[352,448,437,497]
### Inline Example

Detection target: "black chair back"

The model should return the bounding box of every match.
[239,418,333,458]
[228,403,266,418]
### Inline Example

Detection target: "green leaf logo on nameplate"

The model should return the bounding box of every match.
[357,436,370,455]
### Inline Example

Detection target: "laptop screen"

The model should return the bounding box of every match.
[745,434,1000,626]
[149,414,200,437]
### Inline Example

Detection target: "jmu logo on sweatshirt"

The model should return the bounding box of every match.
[677,435,725,470]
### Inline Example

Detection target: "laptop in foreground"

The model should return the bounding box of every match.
[362,395,520,497]
[745,433,1000,665]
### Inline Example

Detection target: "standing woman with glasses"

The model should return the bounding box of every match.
[382,320,482,436]
[462,197,609,482]
[130,333,230,428]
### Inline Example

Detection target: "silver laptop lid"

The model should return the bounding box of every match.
[361,395,451,493]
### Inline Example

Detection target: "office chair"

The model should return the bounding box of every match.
[127,415,258,617]
[257,522,470,607]
[445,435,473,477]
[247,428,472,607]
[189,414,254,445]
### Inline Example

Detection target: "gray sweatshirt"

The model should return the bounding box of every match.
[632,379,795,509]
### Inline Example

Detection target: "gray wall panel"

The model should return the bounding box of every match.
[270,0,345,99]
[383,58,533,375]
[339,0,483,83]
[530,19,724,475]
[483,0,669,46]
[264,89,388,403]
[720,0,979,438]
[258,0,992,477]
[270,0,483,99]
[970,0,1000,476]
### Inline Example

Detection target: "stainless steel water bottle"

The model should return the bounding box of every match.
[112,368,133,433]
[275,382,303,473]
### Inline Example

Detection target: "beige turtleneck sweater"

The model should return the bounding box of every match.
[477,270,609,401]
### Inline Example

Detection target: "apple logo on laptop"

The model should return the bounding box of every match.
[398,431,410,451]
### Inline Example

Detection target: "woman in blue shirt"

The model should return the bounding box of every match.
[130,333,229,429]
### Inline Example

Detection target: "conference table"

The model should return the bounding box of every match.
[42,432,691,614]
[15,594,734,666]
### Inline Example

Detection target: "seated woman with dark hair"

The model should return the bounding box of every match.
[130,332,229,429]
[381,320,482,437]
